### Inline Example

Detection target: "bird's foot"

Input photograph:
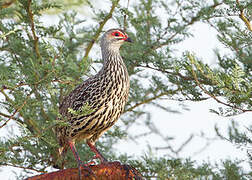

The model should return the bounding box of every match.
[87,141,108,163]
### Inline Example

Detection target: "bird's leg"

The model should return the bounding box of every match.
[68,141,94,179]
[87,141,108,163]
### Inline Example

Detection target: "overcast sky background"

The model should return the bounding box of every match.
[0,0,251,179]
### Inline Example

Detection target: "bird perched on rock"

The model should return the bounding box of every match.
[55,28,132,173]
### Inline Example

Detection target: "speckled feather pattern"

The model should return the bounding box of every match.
[56,29,130,149]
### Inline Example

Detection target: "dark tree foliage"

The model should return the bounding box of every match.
[0,0,251,179]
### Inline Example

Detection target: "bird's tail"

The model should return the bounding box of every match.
[58,143,70,157]
[52,143,70,169]
[53,125,70,169]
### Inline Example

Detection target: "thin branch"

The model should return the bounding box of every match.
[138,64,210,84]
[188,54,252,113]
[124,90,175,113]
[139,31,179,61]
[0,88,42,134]
[26,0,41,59]
[236,0,252,31]
[81,0,120,64]
[1,0,16,8]
[175,134,194,154]
[0,88,15,105]
[192,136,218,156]
[155,134,194,156]
[0,82,28,92]
[123,0,130,31]
[0,90,33,129]
[52,79,75,85]
[1,163,46,173]
[0,28,19,39]
[151,32,180,51]
[146,0,151,45]
[0,115,11,128]
[123,88,180,113]
[1,69,55,92]
[0,112,22,128]
[0,112,16,119]
[139,2,224,59]
[0,75,73,92]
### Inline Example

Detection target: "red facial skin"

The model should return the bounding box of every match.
[111,31,128,41]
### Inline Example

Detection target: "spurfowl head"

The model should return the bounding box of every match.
[101,29,132,51]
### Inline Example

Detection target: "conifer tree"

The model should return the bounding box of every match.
[0,0,251,179]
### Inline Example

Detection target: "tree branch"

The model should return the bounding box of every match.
[1,163,45,174]
[188,54,252,113]
[0,82,28,92]
[81,0,120,64]
[123,0,130,31]
[236,0,252,31]
[139,2,224,60]
[0,90,33,128]
[26,162,143,180]
[175,134,194,154]
[26,0,41,59]
[0,112,22,128]
[1,0,16,8]
[124,90,177,113]
[138,64,210,84]
[155,134,194,156]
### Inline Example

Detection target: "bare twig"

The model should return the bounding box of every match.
[138,64,210,84]
[1,163,46,173]
[124,90,177,113]
[176,134,194,154]
[155,134,194,156]
[192,135,218,156]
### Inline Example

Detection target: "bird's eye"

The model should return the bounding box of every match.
[114,32,120,36]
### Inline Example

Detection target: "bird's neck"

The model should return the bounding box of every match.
[100,47,128,83]
[99,46,129,88]
[102,47,124,68]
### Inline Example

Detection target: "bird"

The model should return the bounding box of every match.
[55,28,132,174]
